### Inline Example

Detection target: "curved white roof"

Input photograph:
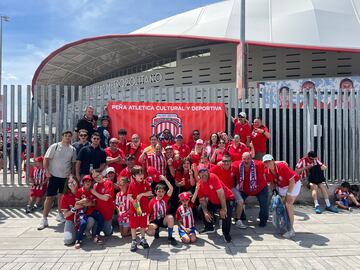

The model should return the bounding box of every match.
[133,0,360,50]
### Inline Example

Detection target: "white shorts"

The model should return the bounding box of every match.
[278,180,302,197]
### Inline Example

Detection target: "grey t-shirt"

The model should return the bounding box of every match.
[44,142,77,178]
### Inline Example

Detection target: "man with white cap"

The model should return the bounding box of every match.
[263,154,301,239]
[232,112,252,145]
[172,134,190,159]
[197,167,235,243]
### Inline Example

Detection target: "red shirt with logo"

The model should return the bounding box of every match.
[60,193,76,221]
[209,164,237,190]
[228,142,250,162]
[295,157,324,179]
[148,194,170,221]
[75,187,96,215]
[127,178,152,215]
[94,179,115,221]
[104,147,125,175]
[172,143,191,159]
[176,205,195,229]
[251,125,269,153]
[233,160,267,196]
[265,161,300,188]
[198,173,235,205]
[119,167,132,180]
[115,190,130,223]
[233,119,252,144]
[175,170,193,191]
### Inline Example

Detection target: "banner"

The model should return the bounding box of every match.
[107,101,225,144]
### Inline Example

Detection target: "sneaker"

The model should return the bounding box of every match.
[348,207,353,212]
[139,238,149,249]
[130,240,137,252]
[200,227,215,234]
[283,229,295,239]
[168,237,177,246]
[315,205,322,214]
[25,205,31,214]
[37,218,48,230]
[32,205,38,211]
[74,240,81,249]
[56,212,65,223]
[235,220,247,229]
[224,234,232,243]
[325,205,339,213]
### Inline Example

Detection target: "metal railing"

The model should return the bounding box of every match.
[1,85,359,185]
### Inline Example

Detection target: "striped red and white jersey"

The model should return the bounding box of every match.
[176,205,195,229]
[149,195,169,221]
[31,167,47,190]
[147,153,167,176]
[295,157,324,178]
[115,191,130,223]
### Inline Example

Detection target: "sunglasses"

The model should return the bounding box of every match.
[110,141,117,144]
[222,160,231,163]
[68,181,77,186]
[219,142,225,144]
[79,134,88,137]
[193,133,200,136]
[92,137,100,141]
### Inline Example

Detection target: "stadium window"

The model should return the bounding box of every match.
[181,49,211,60]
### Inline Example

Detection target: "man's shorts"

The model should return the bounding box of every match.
[231,187,244,202]
[46,176,67,197]
[129,214,148,229]
[178,227,196,237]
[150,217,167,228]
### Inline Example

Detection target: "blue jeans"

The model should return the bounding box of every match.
[76,210,104,241]
[241,185,269,224]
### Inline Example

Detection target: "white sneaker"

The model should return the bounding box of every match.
[283,229,295,239]
[56,212,65,223]
[235,220,247,229]
[37,218,48,230]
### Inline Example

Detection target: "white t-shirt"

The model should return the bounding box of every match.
[44,142,76,178]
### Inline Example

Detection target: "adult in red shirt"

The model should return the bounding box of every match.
[250,118,271,160]
[105,138,125,175]
[263,154,300,239]
[158,129,175,149]
[189,139,206,165]
[119,154,136,180]
[232,112,252,144]
[206,133,220,158]
[172,134,190,159]
[117,128,128,153]
[90,171,115,236]
[197,168,235,243]
[175,157,195,193]
[234,152,268,227]
[187,130,200,150]
[228,135,254,162]
[139,143,167,176]
[210,139,227,164]
[125,134,145,166]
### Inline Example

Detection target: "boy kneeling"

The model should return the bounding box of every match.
[147,176,177,246]
[176,192,197,244]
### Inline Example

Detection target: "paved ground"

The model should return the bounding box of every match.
[1,205,360,270]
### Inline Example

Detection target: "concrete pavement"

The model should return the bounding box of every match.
[1,205,360,269]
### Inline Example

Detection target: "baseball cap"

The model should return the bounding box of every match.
[165,145,173,150]
[175,134,183,140]
[262,154,274,162]
[238,112,247,118]
[125,154,135,161]
[196,139,204,145]
[105,167,115,175]
[35,156,44,163]
[198,167,208,173]
[82,175,92,182]
[179,192,190,201]
[101,115,110,122]
[147,166,161,183]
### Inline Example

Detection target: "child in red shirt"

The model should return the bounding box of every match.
[176,192,197,244]
[26,156,48,213]
[127,166,153,252]
[147,176,177,246]
[115,176,131,237]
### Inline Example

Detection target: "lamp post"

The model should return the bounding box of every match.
[0,15,10,92]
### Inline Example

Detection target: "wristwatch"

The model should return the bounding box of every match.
[286,192,292,196]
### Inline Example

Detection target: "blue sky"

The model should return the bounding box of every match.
[1,0,220,86]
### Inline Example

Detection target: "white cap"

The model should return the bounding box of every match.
[196,139,204,145]
[238,112,247,118]
[262,154,274,162]
[105,167,115,175]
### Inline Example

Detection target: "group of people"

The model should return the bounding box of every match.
[27,105,356,251]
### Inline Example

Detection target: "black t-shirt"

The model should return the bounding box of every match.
[77,145,106,175]
[72,141,90,156]
[97,126,110,149]
[76,116,96,138]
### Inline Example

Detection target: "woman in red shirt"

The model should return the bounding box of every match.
[263,154,300,239]
[206,133,219,158]
[175,157,195,193]
[189,139,206,165]
[210,139,227,164]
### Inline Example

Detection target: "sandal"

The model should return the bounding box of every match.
[74,240,81,249]
[94,235,103,245]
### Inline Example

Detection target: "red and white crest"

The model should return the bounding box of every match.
[151,113,182,137]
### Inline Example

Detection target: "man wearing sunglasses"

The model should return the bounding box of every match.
[72,129,90,156]
[232,112,252,145]
[76,132,107,183]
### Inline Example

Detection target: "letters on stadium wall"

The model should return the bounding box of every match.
[107,101,225,143]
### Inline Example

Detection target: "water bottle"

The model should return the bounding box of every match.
[89,163,93,174]
[134,201,142,216]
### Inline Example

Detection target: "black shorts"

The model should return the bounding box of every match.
[308,178,325,185]
[46,176,67,197]
[150,218,167,228]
